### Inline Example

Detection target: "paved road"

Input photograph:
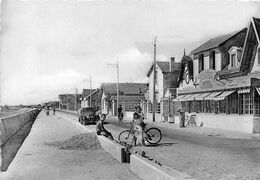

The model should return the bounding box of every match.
[0,112,139,180]
[58,112,260,180]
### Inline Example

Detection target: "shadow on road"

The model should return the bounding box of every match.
[145,142,177,147]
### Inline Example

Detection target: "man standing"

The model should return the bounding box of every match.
[117,105,123,123]
[96,114,114,140]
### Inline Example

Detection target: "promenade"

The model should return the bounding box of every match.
[0,112,138,180]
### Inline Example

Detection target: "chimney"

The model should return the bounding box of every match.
[170,57,175,71]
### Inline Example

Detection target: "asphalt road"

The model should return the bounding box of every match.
[58,112,260,179]
[105,117,260,180]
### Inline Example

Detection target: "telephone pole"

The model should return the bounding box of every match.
[107,59,119,115]
[89,75,92,107]
[153,37,157,122]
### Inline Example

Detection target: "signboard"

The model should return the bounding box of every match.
[198,69,217,89]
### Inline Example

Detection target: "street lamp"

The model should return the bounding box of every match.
[107,59,119,115]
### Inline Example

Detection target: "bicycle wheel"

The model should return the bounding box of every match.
[145,127,162,145]
[118,130,134,144]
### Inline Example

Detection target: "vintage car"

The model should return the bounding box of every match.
[78,107,100,125]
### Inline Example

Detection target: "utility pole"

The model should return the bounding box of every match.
[107,59,119,115]
[153,37,157,122]
[89,74,92,107]
[75,88,78,112]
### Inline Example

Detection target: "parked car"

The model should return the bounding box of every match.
[78,107,100,125]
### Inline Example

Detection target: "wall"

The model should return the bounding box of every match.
[124,111,161,122]
[204,55,209,70]
[174,113,254,133]
[193,59,198,82]
[215,52,222,71]
[0,109,41,171]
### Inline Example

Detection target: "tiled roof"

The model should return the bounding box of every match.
[101,83,147,95]
[110,95,146,101]
[147,61,181,76]
[191,31,241,54]
[253,17,260,41]
[178,55,193,84]
[157,61,170,72]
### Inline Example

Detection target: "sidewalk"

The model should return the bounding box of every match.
[111,115,260,140]
[0,112,139,180]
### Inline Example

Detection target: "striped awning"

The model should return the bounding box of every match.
[256,88,260,96]
[180,94,194,101]
[237,88,250,94]
[172,95,186,102]
[204,92,223,100]
[194,92,212,100]
[184,94,201,101]
[212,90,235,101]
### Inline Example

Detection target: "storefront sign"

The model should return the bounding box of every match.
[198,69,216,89]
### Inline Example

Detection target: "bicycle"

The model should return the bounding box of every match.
[118,122,162,146]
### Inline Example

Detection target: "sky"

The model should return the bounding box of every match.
[1,0,260,105]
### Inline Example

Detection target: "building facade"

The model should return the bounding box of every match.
[100,83,147,115]
[146,57,181,121]
[174,17,260,133]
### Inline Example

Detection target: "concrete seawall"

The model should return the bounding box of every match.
[0,109,41,171]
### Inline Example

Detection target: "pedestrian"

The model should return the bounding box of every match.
[117,105,123,123]
[53,106,56,115]
[177,104,185,128]
[96,114,114,140]
[132,106,146,146]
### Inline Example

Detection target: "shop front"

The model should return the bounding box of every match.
[174,70,260,133]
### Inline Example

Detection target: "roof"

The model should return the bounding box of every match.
[157,61,170,72]
[178,73,260,95]
[147,61,181,77]
[101,83,147,96]
[110,95,146,101]
[178,55,193,84]
[240,17,260,74]
[253,17,260,40]
[191,28,247,54]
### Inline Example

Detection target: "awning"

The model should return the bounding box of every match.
[184,94,201,101]
[212,90,235,101]
[194,93,212,100]
[237,88,250,94]
[180,94,194,101]
[204,92,223,100]
[172,95,186,102]
[256,88,260,96]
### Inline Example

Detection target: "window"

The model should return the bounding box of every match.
[229,93,238,114]
[197,101,203,113]
[190,101,196,112]
[230,54,236,68]
[199,54,204,73]
[219,100,226,113]
[209,51,215,70]
[255,91,260,116]
[240,93,253,114]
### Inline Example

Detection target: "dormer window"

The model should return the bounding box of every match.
[228,46,242,69]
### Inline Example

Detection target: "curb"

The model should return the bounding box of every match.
[130,154,195,180]
[97,136,127,163]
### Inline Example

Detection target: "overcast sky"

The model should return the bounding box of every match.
[1,0,260,105]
